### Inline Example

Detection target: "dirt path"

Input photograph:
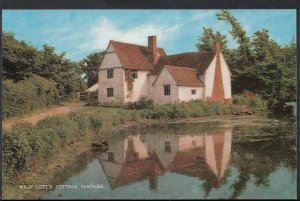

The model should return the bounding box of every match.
[2,101,85,129]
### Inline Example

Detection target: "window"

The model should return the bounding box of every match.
[107,69,113,78]
[129,69,138,79]
[191,89,196,94]
[164,84,171,96]
[108,152,114,162]
[165,141,171,152]
[107,88,113,97]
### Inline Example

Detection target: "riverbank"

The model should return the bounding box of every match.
[2,98,270,199]
[3,108,287,199]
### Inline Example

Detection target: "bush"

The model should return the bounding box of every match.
[2,114,93,180]
[2,75,59,118]
[89,116,103,133]
[127,96,154,110]
[233,94,267,110]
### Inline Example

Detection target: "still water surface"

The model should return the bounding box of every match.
[43,120,296,199]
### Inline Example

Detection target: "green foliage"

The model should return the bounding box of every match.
[2,123,35,177]
[2,32,39,81]
[2,75,59,118]
[233,94,267,110]
[196,10,296,107]
[2,31,87,106]
[80,51,105,88]
[2,114,92,180]
[196,27,229,55]
[84,91,99,106]
[127,96,154,110]
[89,116,103,133]
[142,99,262,120]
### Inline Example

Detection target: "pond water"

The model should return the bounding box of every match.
[43,120,296,199]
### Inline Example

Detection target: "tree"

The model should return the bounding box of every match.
[196,28,229,54]
[216,10,252,64]
[80,51,105,88]
[2,32,39,81]
[2,31,87,102]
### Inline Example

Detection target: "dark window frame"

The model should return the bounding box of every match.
[191,89,196,94]
[129,69,138,79]
[165,141,171,153]
[108,152,114,162]
[164,84,171,96]
[107,88,114,97]
[107,69,114,78]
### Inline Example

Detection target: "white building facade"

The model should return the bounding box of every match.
[98,36,232,104]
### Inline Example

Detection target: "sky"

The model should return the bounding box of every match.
[3,9,296,61]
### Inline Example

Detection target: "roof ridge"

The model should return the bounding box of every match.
[110,40,164,50]
[165,65,197,71]
[166,51,214,57]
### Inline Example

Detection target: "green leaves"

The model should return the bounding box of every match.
[80,51,105,88]
[2,31,87,104]
[196,11,296,107]
[2,75,59,118]
[196,27,229,55]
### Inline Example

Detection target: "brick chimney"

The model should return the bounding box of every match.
[148,36,159,64]
[211,40,225,102]
[213,41,221,54]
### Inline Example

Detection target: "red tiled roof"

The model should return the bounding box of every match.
[110,40,166,70]
[164,65,205,87]
[167,147,204,171]
[149,51,215,76]
[115,152,165,188]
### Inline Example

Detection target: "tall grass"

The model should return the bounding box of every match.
[233,94,267,110]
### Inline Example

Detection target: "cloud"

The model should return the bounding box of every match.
[191,10,216,21]
[78,17,181,51]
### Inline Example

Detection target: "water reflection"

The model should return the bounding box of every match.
[99,128,233,191]
[43,121,296,199]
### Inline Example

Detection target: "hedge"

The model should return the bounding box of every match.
[2,75,59,118]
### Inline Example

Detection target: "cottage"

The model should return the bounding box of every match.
[98,36,232,104]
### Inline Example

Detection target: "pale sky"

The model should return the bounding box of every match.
[3,9,296,61]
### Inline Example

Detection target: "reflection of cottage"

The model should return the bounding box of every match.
[98,36,232,104]
[98,129,232,190]
[99,135,165,190]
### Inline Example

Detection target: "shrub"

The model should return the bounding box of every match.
[2,75,59,118]
[2,114,93,180]
[2,123,35,177]
[127,96,154,110]
[89,116,103,133]
[233,94,267,110]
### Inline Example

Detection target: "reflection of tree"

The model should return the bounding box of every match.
[229,122,296,199]
[202,163,232,198]
[50,150,94,186]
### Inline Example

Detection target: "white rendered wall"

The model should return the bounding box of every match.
[152,68,179,104]
[204,56,217,98]
[98,43,125,104]
[147,75,156,101]
[220,52,232,99]
[124,70,151,103]
[178,86,204,102]
[98,68,125,104]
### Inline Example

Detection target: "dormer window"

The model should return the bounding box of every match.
[129,69,138,79]
[107,69,113,78]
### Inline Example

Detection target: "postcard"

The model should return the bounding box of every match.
[2,8,297,199]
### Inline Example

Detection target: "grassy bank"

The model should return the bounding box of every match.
[3,97,267,199]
